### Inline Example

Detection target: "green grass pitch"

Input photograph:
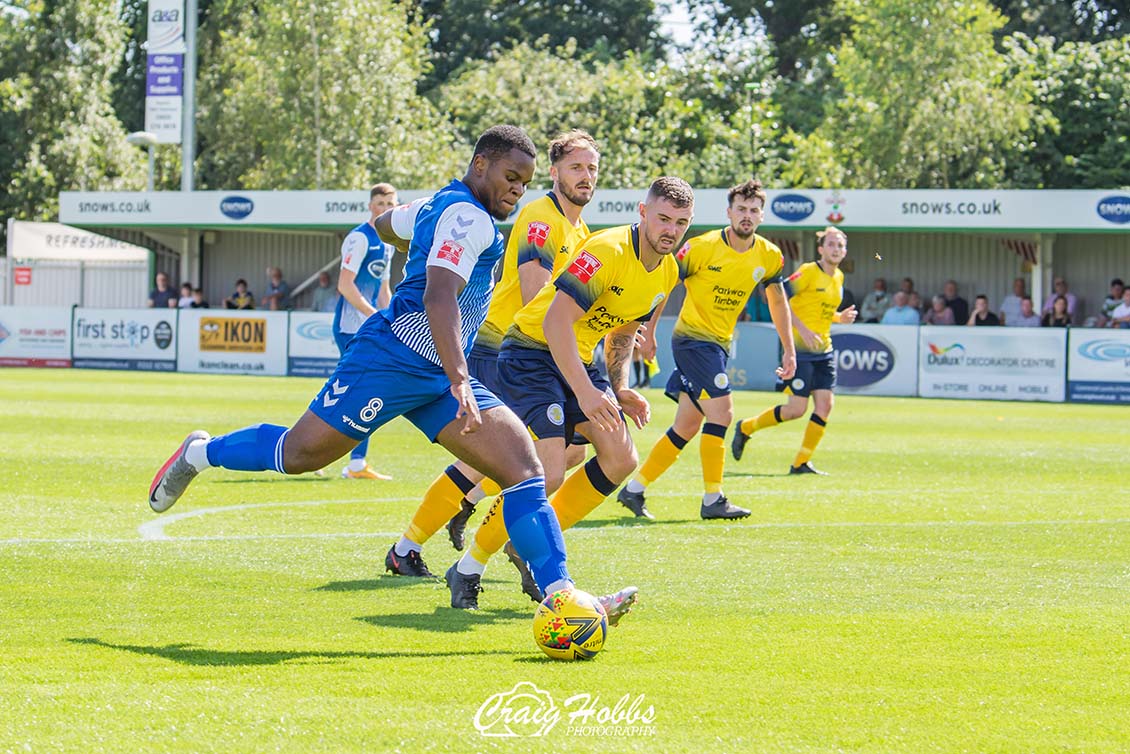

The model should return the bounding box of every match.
[1,369,1127,752]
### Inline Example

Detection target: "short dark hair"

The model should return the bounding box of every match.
[1021,295,1032,303]
[975,294,988,302]
[473,125,537,162]
[727,179,766,207]
[646,176,694,208]
[193,287,203,294]
[549,130,599,165]
[370,183,396,199]
[236,278,248,287]
[1112,278,1125,287]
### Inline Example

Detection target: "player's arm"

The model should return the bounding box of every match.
[337,232,378,320]
[635,297,666,361]
[543,293,622,433]
[375,197,428,253]
[375,244,395,310]
[516,220,557,304]
[518,261,552,305]
[765,282,797,380]
[425,267,478,434]
[604,322,650,429]
[834,305,858,324]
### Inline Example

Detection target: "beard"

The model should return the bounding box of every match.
[730,223,754,240]
[560,183,593,207]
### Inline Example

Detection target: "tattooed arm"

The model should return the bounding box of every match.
[605,322,650,429]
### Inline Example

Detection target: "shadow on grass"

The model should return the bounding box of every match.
[213,477,331,484]
[356,607,528,633]
[722,470,788,478]
[68,637,518,666]
[570,517,699,529]
[315,574,514,592]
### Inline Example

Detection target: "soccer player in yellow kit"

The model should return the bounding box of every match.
[385,131,598,581]
[732,226,857,475]
[617,179,797,520]
[444,177,693,609]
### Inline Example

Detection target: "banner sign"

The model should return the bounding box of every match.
[918,326,1066,402]
[288,312,339,377]
[144,0,185,144]
[176,309,288,376]
[1067,329,1130,404]
[71,308,177,371]
[831,324,919,396]
[59,189,1128,232]
[0,306,72,367]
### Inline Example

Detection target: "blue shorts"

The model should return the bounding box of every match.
[498,343,613,442]
[468,343,503,396]
[310,318,503,442]
[664,336,731,411]
[779,356,836,397]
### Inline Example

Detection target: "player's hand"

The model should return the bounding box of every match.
[840,305,858,324]
[800,328,823,350]
[776,350,797,381]
[579,385,623,433]
[615,388,651,429]
[633,325,658,361]
[450,380,482,435]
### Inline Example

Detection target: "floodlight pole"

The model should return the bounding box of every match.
[181,0,198,191]
[126,131,159,190]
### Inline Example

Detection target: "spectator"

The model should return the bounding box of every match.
[1041,295,1071,328]
[860,278,890,323]
[225,279,255,310]
[967,294,1001,326]
[899,277,915,296]
[999,277,1026,325]
[922,295,955,325]
[1007,296,1041,327]
[190,287,209,308]
[1110,288,1130,329]
[1042,277,1076,320]
[177,282,194,308]
[743,283,773,322]
[311,271,339,313]
[147,272,178,309]
[908,291,922,315]
[261,267,292,311]
[880,291,920,325]
[1097,278,1125,327]
[942,280,969,324]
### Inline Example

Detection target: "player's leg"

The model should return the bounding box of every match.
[149,410,358,513]
[732,361,812,461]
[340,437,392,480]
[551,416,638,531]
[790,387,834,475]
[619,394,702,519]
[696,391,752,519]
[446,475,501,551]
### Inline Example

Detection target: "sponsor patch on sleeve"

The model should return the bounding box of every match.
[676,242,690,260]
[437,240,464,265]
[526,221,551,248]
[567,250,603,283]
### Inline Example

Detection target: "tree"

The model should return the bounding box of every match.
[994,0,1128,43]
[785,0,1035,188]
[415,0,667,90]
[195,0,459,190]
[0,0,144,225]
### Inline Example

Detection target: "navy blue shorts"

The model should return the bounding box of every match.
[468,343,503,396]
[664,336,731,410]
[310,318,503,442]
[333,329,355,355]
[779,356,836,397]
[498,343,613,442]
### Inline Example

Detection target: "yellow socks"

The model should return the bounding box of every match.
[740,405,782,436]
[404,465,475,545]
[550,458,618,530]
[633,428,689,489]
[700,423,727,494]
[792,413,827,468]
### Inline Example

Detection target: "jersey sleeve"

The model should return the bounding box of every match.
[784,263,809,298]
[425,203,496,282]
[389,196,429,241]
[515,216,557,272]
[555,247,610,312]
[340,231,368,274]
[674,240,696,280]
[762,241,786,285]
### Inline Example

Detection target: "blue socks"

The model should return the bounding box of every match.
[350,437,370,461]
[501,476,571,592]
[205,423,289,473]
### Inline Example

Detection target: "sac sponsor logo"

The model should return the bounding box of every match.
[1077,338,1130,370]
[1096,195,1130,224]
[220,195,254,220]
[74,317,173,349]
[200,317,266,353]
[831,332,893,387]
[295,319,333,342]
[771,193,815,222]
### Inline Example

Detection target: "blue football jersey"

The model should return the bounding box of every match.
[333,222,394,336]
[377,179,505,366]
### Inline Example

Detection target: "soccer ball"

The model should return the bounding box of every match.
[533,587,608,661]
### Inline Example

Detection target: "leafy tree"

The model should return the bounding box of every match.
[415,0,667,89]
[994,0,1128,42]
[0,0,144,225]
[785,0,1034,188]
[195,0,459,190]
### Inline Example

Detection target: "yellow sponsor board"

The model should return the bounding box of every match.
[199,317,267,353]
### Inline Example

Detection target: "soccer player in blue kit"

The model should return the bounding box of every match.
[149,125,626,610]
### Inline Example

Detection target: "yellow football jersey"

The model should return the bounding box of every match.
[786,261,844,358]
[672,229,785,347]
[507,224,679,364]
[475,193,590,351]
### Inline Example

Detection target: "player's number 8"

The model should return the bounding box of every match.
[359,398,384,423]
